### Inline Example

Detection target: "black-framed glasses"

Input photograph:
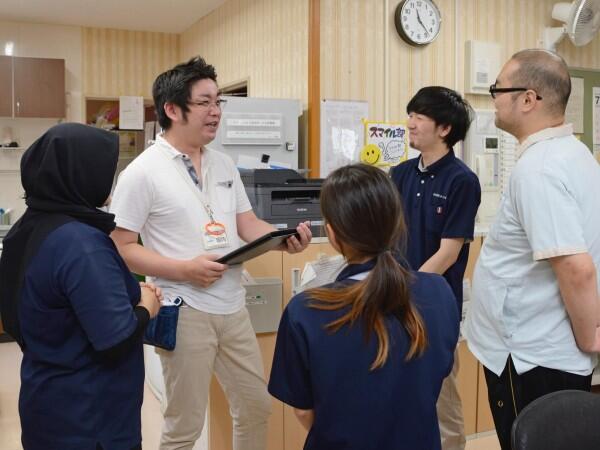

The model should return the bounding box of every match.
[187,98,228,110]
[489,83,542,100]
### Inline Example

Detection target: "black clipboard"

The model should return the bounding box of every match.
[216,228,299,265]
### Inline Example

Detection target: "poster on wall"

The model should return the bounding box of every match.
[362,121,409,168]
[593,87,600,153]
[566,77,584,134]
[119,96,144,130]
[592,86,600,163]
[320,100,369,178]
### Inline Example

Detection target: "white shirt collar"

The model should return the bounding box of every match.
[155,134,212,169]
[155,134,181,159]
[517,123,573,160]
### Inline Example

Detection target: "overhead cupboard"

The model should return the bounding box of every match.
[0,55,65,119]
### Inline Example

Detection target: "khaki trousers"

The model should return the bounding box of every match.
[437,346,466,450]
[157,306,272,450]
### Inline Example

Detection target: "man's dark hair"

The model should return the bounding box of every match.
[152,56,217,130]
[406,86,474,148]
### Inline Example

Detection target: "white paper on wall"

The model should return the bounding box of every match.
[593,86,600,152]
[566,77,584,134]
[119,96,144,130]
[320,100,369,177]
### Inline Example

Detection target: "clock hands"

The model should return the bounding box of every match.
[416,10,428,34]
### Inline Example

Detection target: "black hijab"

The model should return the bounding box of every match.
[0,123,119,347]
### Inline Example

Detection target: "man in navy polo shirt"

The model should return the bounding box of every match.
[390,86,480,450]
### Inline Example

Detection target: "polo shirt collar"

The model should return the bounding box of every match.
[415,149,455,175]
[155,134,180,159]
[336,259,377,282]
[335,255,409,282]
[517,123,573,159]
[155,134,213,169]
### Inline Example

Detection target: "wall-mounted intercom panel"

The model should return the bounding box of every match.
[465,40,501,95]
[464,110,517,225]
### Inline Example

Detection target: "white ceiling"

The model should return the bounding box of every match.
[0,0,226,33]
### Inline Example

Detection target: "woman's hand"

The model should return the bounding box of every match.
[139,281,163,302]
[138,283,161,318]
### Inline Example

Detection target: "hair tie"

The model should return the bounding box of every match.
[378,248,392,256]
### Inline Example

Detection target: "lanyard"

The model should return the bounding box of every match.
[159,145,218,223]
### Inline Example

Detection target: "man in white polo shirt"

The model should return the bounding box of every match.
[110,56,311,450]
[464,49,600,450]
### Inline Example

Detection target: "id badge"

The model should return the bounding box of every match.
[203,221,229,249]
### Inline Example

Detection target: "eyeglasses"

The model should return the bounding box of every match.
[187,98,228,111]
[489,83,542,100]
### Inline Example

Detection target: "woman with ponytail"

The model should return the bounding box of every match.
[268,164,459,450]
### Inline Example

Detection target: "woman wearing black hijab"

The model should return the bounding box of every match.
[0,123,161,450]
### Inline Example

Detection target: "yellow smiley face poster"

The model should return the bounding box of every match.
[363,120,408,167]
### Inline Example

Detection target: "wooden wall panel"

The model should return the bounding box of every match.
[82,27,180,98]
[320,0,386,118]
[178,0,600,164]
[181,0,308,103]
[320,0,600,119]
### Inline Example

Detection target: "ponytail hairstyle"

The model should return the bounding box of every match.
[308,164,427,370]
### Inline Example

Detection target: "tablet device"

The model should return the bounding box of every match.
[216,228,299,265]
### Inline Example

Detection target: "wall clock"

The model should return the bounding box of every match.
[394,0,442,46]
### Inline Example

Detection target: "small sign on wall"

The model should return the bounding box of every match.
[222,113,283,146]
[119,96,144,130]
[362,120,409,168]
[593,86,600,153]
[320,99,369,177]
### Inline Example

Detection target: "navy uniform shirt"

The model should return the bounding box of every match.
[390,151,480,315]
[268,259,459,450]
[19,221,144,450]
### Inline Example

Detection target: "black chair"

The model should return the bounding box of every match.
[511,389,600,450]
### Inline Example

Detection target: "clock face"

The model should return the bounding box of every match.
[394,0,442,46]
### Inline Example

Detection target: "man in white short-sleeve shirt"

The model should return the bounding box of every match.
[464,49,600,450]
[110,56,311,450]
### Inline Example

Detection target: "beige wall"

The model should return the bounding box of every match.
[0,20,83,123]
[181,0,309,102]
[321,0,600,119]
[179,0,600,162]
[0,22,180,222]
[320,0,388,118]
[4,0,599,154]
[0,21,84,221]
[180,0,309,163]
[82,27,180,99]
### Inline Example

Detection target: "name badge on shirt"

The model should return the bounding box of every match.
[216,180,233,188]
[203,221,229,249]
